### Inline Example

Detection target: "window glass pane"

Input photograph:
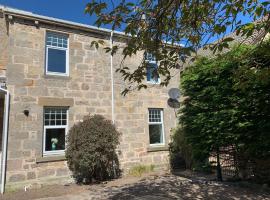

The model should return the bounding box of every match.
[46,36,52,46]
[50,108,56,114]
[62,114,67,120]
[62,120,67,125]
[44,107,67,127]
[47,48,66,73]
[57,108,61,113]
[45,128,65,151]
[46,33,68,48]
[146,63,159,82]
[63,40,67,48]
[56,114,61,120]
[149,124,163,144]
[149,109,162,122]
[145,53,156,62]
[147,66,154,82]
[45,114,50,120]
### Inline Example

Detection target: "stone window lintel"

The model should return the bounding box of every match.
[38,97,74,107]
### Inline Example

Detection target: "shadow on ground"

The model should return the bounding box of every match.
[1,172,269,200]
[99,174,270,200]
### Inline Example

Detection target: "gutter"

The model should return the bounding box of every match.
[0,88,9,194]
[110,31,115,124]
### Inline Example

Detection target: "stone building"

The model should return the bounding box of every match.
[0,6,180,192]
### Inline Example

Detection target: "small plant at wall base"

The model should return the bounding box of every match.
[169,127,211,173]
[66,114,121,183]
[128,165,155,177]
[169,127,194,170]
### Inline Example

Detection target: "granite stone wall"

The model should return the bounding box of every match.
[0,13,7,78]
[0,14,179,190]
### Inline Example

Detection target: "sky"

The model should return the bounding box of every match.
[0,0,255,43]
[0,0,253,27]
[0,0,99,27]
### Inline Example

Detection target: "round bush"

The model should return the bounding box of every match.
[66,114,121,183]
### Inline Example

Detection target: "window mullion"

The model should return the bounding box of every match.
[47,45,67,51]
[149,122,162,125]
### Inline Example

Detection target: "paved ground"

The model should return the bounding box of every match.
[38,174,269,200]
[1,173,269,200]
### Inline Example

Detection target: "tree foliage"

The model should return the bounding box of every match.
[85,0,270,91]
[176,41,270,181]
[66,115,121,183]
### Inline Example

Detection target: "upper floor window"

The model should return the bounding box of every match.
[45,32,69,76]
[145,53,160,84]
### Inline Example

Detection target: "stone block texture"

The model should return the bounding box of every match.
[0,11,179,189]
[0,13,7,77]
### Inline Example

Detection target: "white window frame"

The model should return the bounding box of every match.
[148,108,165,146]
[45,32,69,76]
[145,53,160,84]
[43,107,69,157]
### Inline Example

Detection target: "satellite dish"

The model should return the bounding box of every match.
[167,98,180,108]
[168,88,180,99]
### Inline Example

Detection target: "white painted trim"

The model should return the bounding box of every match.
[146,79,161,85]
[42,108,68,157]
[45,33,69,76]
[1,90,9,194]
[148,109,165,146]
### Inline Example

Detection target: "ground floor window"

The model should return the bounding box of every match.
[148,108,165,145]
[43,107,68,156]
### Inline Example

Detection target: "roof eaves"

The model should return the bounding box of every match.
[0,5,127,38]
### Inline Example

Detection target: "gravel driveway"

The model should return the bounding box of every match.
[37,174,269,200]
[1,173,269,200]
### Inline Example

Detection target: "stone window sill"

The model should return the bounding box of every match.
[147,146,169,152]
[36,155,66,163]
[43,74,71,80]
[145,82,162,87]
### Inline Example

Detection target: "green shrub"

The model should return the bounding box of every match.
[170,126,210,172]
[66,114,121,183]
[169,126,194,170]
[128,165,155,177]
[178,41,270,182]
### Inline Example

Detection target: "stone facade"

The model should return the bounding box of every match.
[0,12,7,78]
[0,7,179,190]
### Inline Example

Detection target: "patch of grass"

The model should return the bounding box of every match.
[128,165,155,177]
